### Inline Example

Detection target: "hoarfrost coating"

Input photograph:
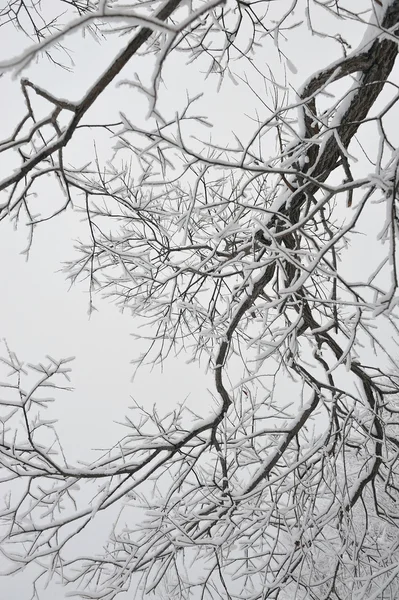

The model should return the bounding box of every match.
[1,1,399,600]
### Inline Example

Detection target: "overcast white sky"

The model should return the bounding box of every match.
[0,1,395,598]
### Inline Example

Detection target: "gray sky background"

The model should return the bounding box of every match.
[0,1,393,598]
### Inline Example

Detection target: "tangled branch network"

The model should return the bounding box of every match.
[1,1,399,599]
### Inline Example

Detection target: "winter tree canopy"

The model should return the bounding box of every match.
[1,0,399,598]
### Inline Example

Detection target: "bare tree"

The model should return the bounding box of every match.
[1,1,399,598]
